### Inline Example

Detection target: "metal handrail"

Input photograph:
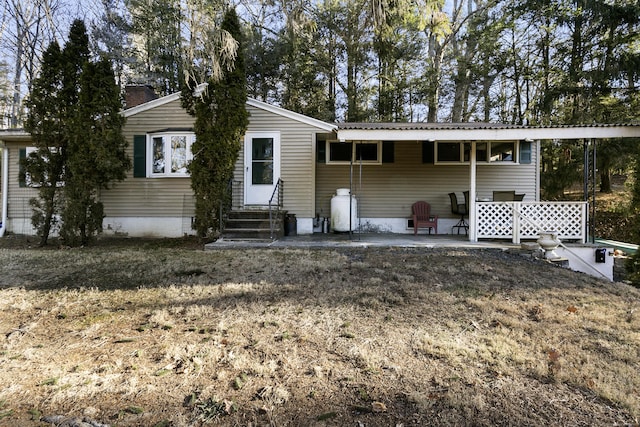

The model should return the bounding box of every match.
[218,179,234,233]
[268,178,283,240]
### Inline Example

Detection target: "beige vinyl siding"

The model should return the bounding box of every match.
[316,141,538,219]
[240,105,326,218]
[6,144,38,222]
[103,99,329,219]
[101,99,194,217]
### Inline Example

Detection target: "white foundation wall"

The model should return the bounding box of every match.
[4,218,39,236]
[103,217,194,238]
[296,217,314,234]
[343,217,463,235]
[555,246,615,282]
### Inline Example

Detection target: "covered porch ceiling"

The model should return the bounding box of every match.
[336,122,640,141]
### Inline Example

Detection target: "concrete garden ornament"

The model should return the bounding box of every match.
[537,231,561,259]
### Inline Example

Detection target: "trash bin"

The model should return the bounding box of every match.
[284,214,297,236]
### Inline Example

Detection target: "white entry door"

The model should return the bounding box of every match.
[244,132,281,206]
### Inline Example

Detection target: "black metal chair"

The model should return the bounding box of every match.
[449,192,469,235]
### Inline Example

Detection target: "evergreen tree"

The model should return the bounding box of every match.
[127,0,184,95]
[61,57,130,246]
[22,40,67,246]
[24,20,129,246]
[91,0,136,88]
[625,145,640,286]
[182,8,249,237]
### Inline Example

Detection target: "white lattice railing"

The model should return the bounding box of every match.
[475,201,588,244]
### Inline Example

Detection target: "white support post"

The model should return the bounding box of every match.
[0,145,8,237]
[469,141,477,242]
[512,203,520,244]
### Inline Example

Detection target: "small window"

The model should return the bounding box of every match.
[170,135,188,173]
[355,143,378,161]
[477,143,488,162]
[463,143,472,162]
[152,137,165,174]
[490,142,515,162]
[434,141,519,164]
[329,142,352,162]
[326,141,382,164]
[149,132,195,177]
[436,142,461,162]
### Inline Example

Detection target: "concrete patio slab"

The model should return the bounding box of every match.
[206,233,523,250]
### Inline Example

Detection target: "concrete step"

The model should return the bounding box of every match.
[222,228,282,240]
[222,209,285,240]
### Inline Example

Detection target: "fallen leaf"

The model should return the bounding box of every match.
[371,401,387,413]
[222,399,234,414]
[567,305,578,313]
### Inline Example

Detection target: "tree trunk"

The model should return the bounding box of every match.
[599,157,612,193]
[426,35,444,123]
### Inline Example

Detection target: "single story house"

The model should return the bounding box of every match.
[2,88,640,242]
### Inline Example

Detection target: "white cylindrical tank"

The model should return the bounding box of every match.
[331,188,357,232]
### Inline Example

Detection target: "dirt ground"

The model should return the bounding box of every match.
[1,236,639,426]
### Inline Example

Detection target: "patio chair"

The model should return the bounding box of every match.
[412,201,438,235]
[449,192,468,235]
[493,190,516,201]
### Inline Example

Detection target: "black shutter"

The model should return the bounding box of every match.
[519,140,532,164]
[133,135,146,177]
[382,141,394,163]
[18,148,26,187]
[317,140,326,163]
[422,141,434,163]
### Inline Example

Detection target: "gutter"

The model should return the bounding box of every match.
[0,143,8,237]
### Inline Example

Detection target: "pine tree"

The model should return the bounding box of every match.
[182,8,249,237]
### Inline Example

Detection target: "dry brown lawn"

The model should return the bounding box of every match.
[0,236,639,426]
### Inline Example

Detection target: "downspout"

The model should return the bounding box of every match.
[0,144,8,237]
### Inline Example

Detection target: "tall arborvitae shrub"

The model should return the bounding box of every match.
[61,57,129,246]
[24,20,129,246]
[182,8,249,237]
[22,41,68,246]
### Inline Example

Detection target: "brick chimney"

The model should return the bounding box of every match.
[125,85,157,109]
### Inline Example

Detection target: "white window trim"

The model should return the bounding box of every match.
[147,132,195,178]
[434,141,520,165]
[326,140,383,165]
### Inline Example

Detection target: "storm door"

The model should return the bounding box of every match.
[244,132,280,205]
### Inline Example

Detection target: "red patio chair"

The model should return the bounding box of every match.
[412,201,438,235]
